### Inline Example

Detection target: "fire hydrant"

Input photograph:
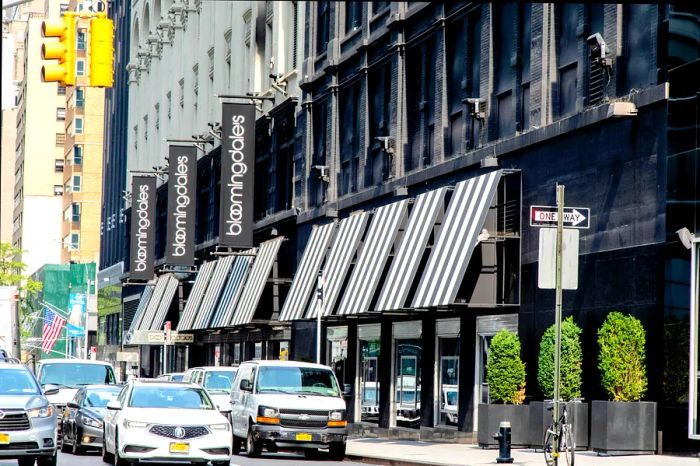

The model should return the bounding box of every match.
[493,421,513,463]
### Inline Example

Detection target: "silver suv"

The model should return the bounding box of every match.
[0,359,59,466]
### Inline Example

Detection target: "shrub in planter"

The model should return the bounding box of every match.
[591,311,656,454]
[537,316,583,401]
[478,330,529,447]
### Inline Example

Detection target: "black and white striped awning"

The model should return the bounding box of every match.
[229,237,284,326]
[375,187,448,311]
[191,256,235,330]
[308,213,369,318]
[337,201,408,315]
[278,222,337,321]
[149,274,179,330]
[136,274,174,330]
[412,170,502,308]
[209,254,254,328]
[127,284,155,333]
[177,261,216,331]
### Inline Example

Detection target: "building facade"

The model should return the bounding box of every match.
[107,2,698,447]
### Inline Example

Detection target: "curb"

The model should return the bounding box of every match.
[346,454,448,466]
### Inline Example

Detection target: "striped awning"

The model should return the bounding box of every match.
[177,261,216,331]
[149,274,179,330]
[210,254,254,328]
[308,212,369,318]
[229,237,284,326]
[278,222,337,321]
[191,256,235,329]
[375,188,448,311]
[136,274,171,330]
[127,284,155,333]
[337,200,408,315]
[412,170,502,308]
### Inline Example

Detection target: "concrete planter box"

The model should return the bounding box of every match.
[590,400,657,454]
[477,404,530,447]
[528,400,589,450]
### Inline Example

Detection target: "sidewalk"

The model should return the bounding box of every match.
[346,438,700,466]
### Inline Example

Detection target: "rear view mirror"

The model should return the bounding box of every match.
[106,400,121,411]
[66,401,79,409]
[43,384,59,396]
[217,402,232,414]
[342,384,352,396]
[240,379,252,391]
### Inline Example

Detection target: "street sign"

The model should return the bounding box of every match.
[530,205,590,229]
[538,228,579,290]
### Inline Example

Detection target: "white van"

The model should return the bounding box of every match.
[229,360,348,460]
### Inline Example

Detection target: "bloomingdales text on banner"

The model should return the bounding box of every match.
[165,145,197,266]
[129,176,156,280]
[219,102,255,248]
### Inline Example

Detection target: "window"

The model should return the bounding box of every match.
[70,233,80,250]
[54,185,63,196]
[72,175,81,192]
[556,3,580,118]
[56,133,65,146]
[345,2,362,34]
[192,65,199,111]
[71,203,81,223]
[312,99,328,205]
[57,85,66,95]
[54,159,64,172]
[224,29,232,88]
[371,1,389,15]
[316,1,330,55]
[73,145,83,165]
[368,64,391,185]
[446,18,466,156]
[143,115,148,141]
[77,29,86,50]
[76,59,85,76]
[519,4,532,131]
[339,81,360,195]
[494,3,517,138]
[207,47,215,82]
[154,103,160,130]
[75,117,83,134]
[166,91,172,119]
[133,125,138,151]
[178,78,185,108]
[406,37,436,171]
[56,107,66,120]
[75,88,84,108]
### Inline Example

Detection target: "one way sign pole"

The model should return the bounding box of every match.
[552,184,565,465]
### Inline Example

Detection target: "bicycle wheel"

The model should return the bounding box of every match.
[560,424,575,466]
[543,427,555,466]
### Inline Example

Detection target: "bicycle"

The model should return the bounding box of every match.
[543,402,575,466]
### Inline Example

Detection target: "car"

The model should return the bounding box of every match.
[0,358,59,466]
[157,372,185,382]
[102,379,231,466]
[441,384,458,425]
[35,358,117,447]
[229,360,349,460]
[60,384,122,455]
[183,366,238,406]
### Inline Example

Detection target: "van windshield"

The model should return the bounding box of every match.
[203,371,236,392]
[256,366,339,397]
[39,363,116,388]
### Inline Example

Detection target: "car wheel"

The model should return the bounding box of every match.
[17,457,35,466]
[232,435,242,455]
[102,439,114,464]
[36,453,57,466]
[245,428,262,458]
[72,427,82,455]
[60,432,70,453]
[329,442,347,461]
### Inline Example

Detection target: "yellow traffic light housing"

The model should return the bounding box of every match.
[41,13,76,86]
[89,13,114,88]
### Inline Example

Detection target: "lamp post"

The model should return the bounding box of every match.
[316,271,324,365]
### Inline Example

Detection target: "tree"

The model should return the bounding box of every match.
[0,242,43,339]
[486,329,527,404]
[537,316,583,400]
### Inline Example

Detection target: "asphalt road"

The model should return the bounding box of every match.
[0,449,372,466]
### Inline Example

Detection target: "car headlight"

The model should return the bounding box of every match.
[329,410,345,421]
[209,423,230,431]
[256,406,279,424]
[27,405,53,419]
[123,420,149,429]
[81,416,103,428]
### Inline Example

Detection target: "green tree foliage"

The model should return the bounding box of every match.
[537,316,583,400]
[486,329,526,404]
[0,243,43,339]
[597,311,648,401]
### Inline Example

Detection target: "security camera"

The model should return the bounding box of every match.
[586,33,607,60]
[677,227,696,250]
[375,136,394,153]
[466,98,486,119]
[313,165,329,182]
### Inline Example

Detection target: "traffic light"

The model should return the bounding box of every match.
[89,13,114,88]
[41,12,76,86]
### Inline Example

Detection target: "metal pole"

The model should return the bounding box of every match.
[553,184,565,464]
[316,271,324,365]
[12,291,21,359]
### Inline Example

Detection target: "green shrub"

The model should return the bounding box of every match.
[537,316,583,401]
[597,311,648,401]
[486,329,526,404]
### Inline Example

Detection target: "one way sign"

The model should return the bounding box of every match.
[530,205,590,229]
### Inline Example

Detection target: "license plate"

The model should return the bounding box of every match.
[295,433,312,442]
[169,442,190,453]
[0,433,9,445]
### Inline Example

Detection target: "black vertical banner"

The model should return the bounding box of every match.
[219,102,255,248]
[166,145,197,266]
[129,176,156,280]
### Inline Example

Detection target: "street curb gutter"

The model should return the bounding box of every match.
[346,454,450,466]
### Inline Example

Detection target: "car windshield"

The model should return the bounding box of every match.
[256,366,339,397]
[0,368,40,395]
[40,363,116,387]
[128,386,214,409]
[84,387,122,407]
[203,371,236,392]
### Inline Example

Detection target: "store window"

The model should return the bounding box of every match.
[393,321,422,429]
[358,324,381,424]
[327,326,348,386]
[438,338,460,426]
[254,341,263,360]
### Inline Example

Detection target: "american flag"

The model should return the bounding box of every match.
[42,309,66,353]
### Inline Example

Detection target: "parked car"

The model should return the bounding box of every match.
[0,358,59,466]
[60,384,122,454]
[157,372,185,382]
[229,360,348,460]
[36,358,117,446]
[102,379,231,466]
[183,366,238,406]
[441,384,459,425]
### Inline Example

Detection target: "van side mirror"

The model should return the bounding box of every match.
[342,384,352,396]
[218,401,232,414]
[43,384,59,396]
[66,401,79,409]
[240,379,252,391]
[106,400,122,410]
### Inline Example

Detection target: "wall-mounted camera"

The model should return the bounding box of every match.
[466,98,487,120]
[313,165,330,183]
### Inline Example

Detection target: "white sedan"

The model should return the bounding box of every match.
[102,379,231,465]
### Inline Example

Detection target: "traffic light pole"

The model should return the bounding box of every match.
[552,184,565,465]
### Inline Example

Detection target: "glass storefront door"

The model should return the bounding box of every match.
[395,339,422,428]
[327,326,348,386]
[359,339,380,423]
[438,338,460,426]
